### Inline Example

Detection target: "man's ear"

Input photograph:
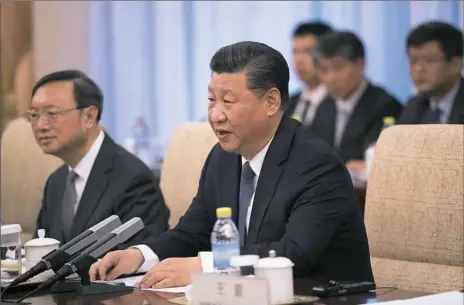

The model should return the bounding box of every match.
[450,56,462,75]
[265,88,282,117]
[84,106,99,128]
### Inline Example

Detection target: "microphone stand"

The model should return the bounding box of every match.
[49,264,133,295]
[15,217,143,302]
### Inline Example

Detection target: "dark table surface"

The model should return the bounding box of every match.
[2,278,430,305]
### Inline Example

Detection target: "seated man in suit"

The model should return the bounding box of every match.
[285,21,333,126]
[397,21,464,125]
[27,70,170,245]
[89,41,373,288]
[310,31,403,172]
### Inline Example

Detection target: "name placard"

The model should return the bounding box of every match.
[191,273,270,305]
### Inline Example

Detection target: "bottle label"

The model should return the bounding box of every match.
[212,242,240,270]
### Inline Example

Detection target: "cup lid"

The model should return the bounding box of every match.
[254,250,294,269]
[23,229,60,247]
[230,255,260,267]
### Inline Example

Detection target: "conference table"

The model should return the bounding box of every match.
[2,278,430,305]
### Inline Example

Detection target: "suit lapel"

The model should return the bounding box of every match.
[313,96,336,146]
[218,153,241,225]
[246,116,296,246]
[448,79,464,124]
[285,92,301,117]
[339,85,372,148]
[71,135,115,236]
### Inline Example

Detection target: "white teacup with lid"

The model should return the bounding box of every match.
[23,229,60,281]
[254,250,294,304]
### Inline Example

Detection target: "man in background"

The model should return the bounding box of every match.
[28,70,170,245]
[311,31,403,171]
[286,21,333,126]
[398,21,463,125]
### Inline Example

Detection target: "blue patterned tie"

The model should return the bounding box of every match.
[239,162,255,247]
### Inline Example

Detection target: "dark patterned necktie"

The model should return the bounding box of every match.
[300,99,312,125]
[421,107,442,124]
[239,162,255,247]
[62,170,78,242]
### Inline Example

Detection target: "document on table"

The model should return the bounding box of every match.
[361,291,463,305]
[93,275,188,293]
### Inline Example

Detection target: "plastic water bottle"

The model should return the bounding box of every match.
[211,207,240,274]
[132,116,151,166]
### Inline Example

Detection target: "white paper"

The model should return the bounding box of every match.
[361,291,463,305]
[93,275,188,293]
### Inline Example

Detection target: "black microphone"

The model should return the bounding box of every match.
[7,215,121,288]
[17,217,144,302]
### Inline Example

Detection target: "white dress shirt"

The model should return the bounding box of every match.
[430,79,460,124]
[293,85,328,125]
[135,137,274,273]
[68,130,105,212]
[334,81,368,148]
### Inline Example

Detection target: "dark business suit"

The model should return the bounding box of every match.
[285,91,302,117]
[397,79,464,125]
[144,115,374,284]
[311,83,403,162]
[36,134,170,247]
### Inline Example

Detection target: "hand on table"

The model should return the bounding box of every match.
[89,248,144,281]
[139,257,202,289]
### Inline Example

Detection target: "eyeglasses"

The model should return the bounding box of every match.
[409,55,446,67]
[23,107,85,124]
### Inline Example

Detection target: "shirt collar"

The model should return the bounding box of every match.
[70,130,105,180]
[241,136,274,178]
[301,85,328,106]
[335,80,368,114]
[430,79,460,116]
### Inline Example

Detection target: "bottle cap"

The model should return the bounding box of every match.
[216,207,232,218]
[383,116,395,125]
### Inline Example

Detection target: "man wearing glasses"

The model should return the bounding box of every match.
[397,21,463,125]
[26,70,170,245]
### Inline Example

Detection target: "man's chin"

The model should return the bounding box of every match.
[217,141,239,154]
[40,145,61,156]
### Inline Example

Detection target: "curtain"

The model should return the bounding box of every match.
[88,0,463,150]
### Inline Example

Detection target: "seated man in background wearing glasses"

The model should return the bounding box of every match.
[27,70,170,245]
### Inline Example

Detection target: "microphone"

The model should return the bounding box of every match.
[17,217,144,302]
[7,215,121,288]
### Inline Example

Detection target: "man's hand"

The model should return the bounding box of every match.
[89,248,144,281]
[139,257,202,289]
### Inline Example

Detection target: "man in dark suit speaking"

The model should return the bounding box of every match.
[89,41,373,288]
[27,70,170,246]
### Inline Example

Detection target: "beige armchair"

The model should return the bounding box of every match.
[160,122,218,227]
[1,117,62,241]
[365,124,464,293]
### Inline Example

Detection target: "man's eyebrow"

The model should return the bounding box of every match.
[208,87,234,95]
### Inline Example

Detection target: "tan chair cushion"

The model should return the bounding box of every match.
[365,124,464,292]
[1,117,62,241]
[160,122,218,227]
[371,257,464,293]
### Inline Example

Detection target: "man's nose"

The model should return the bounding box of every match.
[209,105,226,123]
[34,116,50,130]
